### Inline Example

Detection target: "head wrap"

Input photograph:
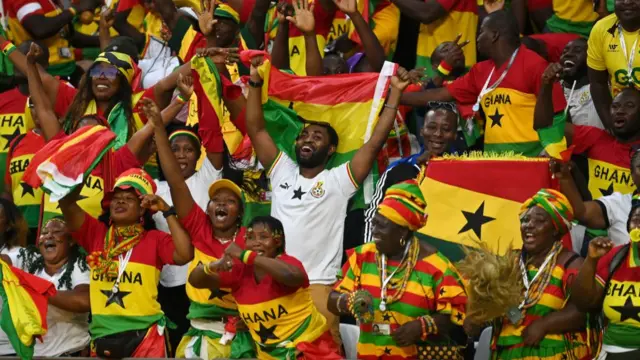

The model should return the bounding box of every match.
[169,129,201,146]
[520,189,573,235]
[377,180,427,231]
[214,3,240,24]
[347,52,364,73]
[101,168,157,210]
[94,51,135,84]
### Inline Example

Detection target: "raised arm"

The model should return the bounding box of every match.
[26,43,60,141]
[334,0,385,71]
[112,8,146,50]
[246,56,280,168]
[246,0,272,49]
[571,237,611,312]
[140,194,194,264]
[287,0,323,76]
[19,0,99,39]
[48,284,90,313]
[99,9,115,50]
[534,63,562,130]
[59,185,87,233]
[391,0,447,24]
[400,86,454,106]
[349,68,411,184]
[271,4,291,71]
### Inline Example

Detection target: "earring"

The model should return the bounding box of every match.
[400,237,406,246]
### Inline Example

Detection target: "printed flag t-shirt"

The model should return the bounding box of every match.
[596,244,640,348]
[0,88,34,195]
[588,13,640,97]
[70,214,176,339]
[4,130,44,228]
[546,0,597,38]
[417,0,477,76]
[334,243,467,360]
[217,254,327,350]
[571,125,638,200]
[180,205,246,320]
[446,45,567,157]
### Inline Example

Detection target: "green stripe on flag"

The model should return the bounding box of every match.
[0,267,34,359]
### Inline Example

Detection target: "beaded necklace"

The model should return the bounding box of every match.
[518,241,562,322]
[377,237,421,311]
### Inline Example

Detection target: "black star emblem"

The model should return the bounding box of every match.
[256,323,279,343]
[600,183,614,197]
[288,102,294,110]
[488,108,503,128]
[456,312,464,322]
[383,347,392,355]
[458,201,496,240]
[101,288,131,308]
[20,182,34,197]
[439,288,445,296]
[382,313,392,321]
[291,186,306,200]
[1,128,20,150]
[610,296,640,323]
[208,288,230,300]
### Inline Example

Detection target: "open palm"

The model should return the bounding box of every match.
[287,0,315,34]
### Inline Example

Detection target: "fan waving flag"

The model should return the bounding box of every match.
[0,259,56,359]
[417,153,555,261]
[22,125,116,201]
[246,50,397,207]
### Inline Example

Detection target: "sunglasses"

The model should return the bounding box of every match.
[89,66,119,80]
[427,101,458,114]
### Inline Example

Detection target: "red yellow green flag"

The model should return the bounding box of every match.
[0,259,56,359]
[22,125,116,202]
[417,153,555,261]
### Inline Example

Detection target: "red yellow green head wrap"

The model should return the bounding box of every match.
[214,3,240,24]
[102,168,157,210]
[520,189,573,235]
[377,180,427,231]
[94,51,135,84]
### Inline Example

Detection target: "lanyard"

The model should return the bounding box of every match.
[472,47,520,113]
[518,246,557,309]
[379,243,410,312]
[111,249,132,294]
[619,24,639,80]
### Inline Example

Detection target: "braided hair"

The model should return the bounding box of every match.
[18,218,89,290]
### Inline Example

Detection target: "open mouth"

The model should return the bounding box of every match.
[178,162,188,171]
[428,139,446,152]
[613,117,627,128]
[300,145,314,157]
[214,208,228,222]
[96,84,110,90]
[563,60,575,72]
[523,232,536,244]
[42,240,58,252]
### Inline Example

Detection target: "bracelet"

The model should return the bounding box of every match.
[336,293,346,313]
[436,60,453,77]
[421,315,438,337]
[248,79,263,88]
[176,94,188,103]
[419,316,428,340]
[162,206,176,219]
[68,6,77,16]
[202,262,215,276]
[1,41,16,57]
[240,250,257,265]
[384,103,398,111]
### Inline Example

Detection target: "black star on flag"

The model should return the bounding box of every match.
[101,288,131,308]
[439,288,445,296]
[256,323,279,343]
[610,296,640,323]
[599,183,614,197]
[488,109,503,128]
[291,186,306,200]
[20,182,34,197]
[2,128,20,150]
[382,313,392,321]
[209,288,230,300]
[458,201,496,240]
[383,347,392,355]
[455,312,464,322]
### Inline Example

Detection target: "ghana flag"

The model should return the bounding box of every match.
[22,125,116,202]
[417,153,554,261]
[0,259,56,359]
[248,51,396,208]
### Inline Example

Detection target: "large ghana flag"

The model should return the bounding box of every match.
[417,153,555,261]
[0,259,56,359]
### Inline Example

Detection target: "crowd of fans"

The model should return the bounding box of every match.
[0,0,638,358]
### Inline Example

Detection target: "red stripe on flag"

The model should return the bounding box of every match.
[10,265,56,330]
[425,159,553,203]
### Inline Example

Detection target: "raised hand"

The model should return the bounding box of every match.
[140,194,171,212]
[587,237,614,261]
[390,66,411,91]
[441,34,469,69]
[196,47,240,64]
[26,42,43,65]
[549,159,572,180]
[140,98,163,128]
[287,0,315,35]
[407,67,427,85]
[332,0,356,15]
[198,0,217,37]
[177,73,194,100]
[99,8,115,30]
[249,55,266,80]
[276,1,293,22]
[483,0,505,14]
[542,63,563,85]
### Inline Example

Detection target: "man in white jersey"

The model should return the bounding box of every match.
[245,55,410,346]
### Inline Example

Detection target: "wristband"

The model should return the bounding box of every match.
[162,206,176,219]
[436,60,453,77]
[1,41,16,57]
[176,94,188,103]
[248,79,263,88]
[68,6,77,16]
[203,262,215,276]
[240,250,258,265]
